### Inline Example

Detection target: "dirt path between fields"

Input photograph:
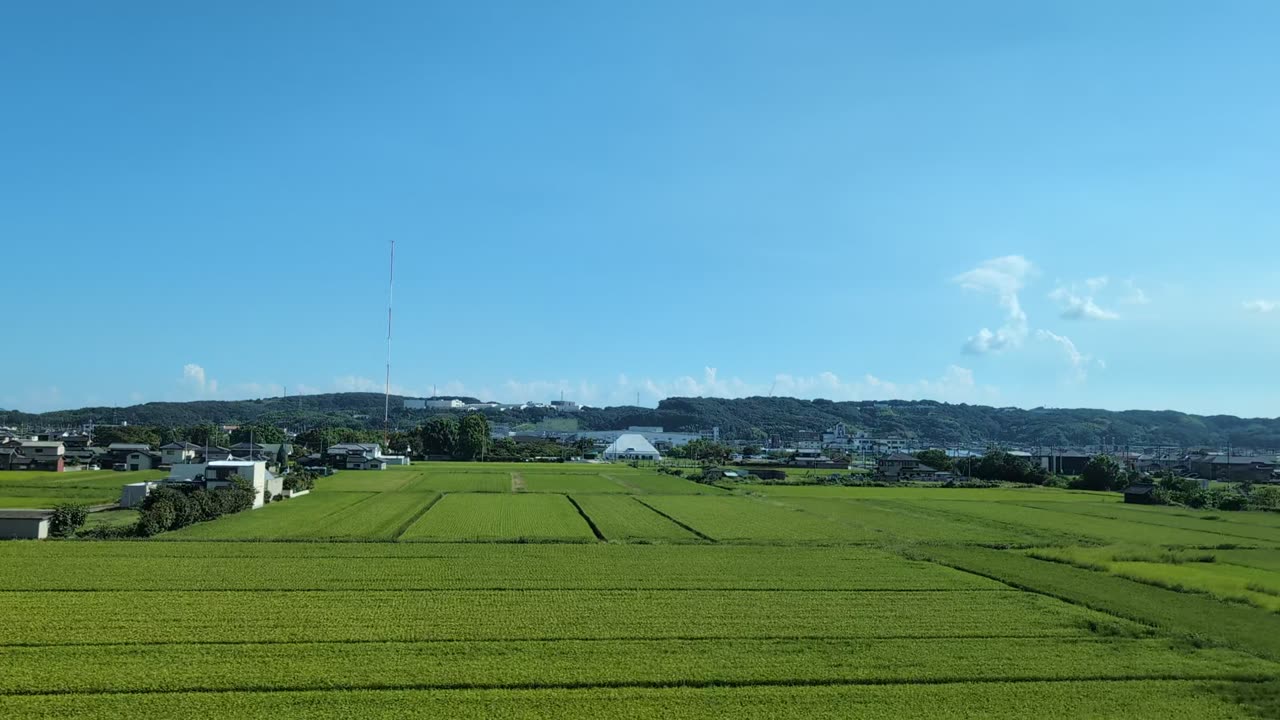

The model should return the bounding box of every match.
[511,472,526,492]
[602,473,642,493]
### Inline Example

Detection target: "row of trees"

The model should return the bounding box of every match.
[136,478,257,536]
[415,415,491,460]
[950,450,1052,485]
[666,439,736,464]
[90,423,288,449]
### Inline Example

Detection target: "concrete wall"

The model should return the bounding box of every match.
[0,517,49,540]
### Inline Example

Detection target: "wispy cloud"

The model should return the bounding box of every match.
[1120,279,1150,306]
[332,375,424,397]
[451,366,998,406]
[1050,282,1119,321]
[954,255,1035,353]
[1243,299,1278,314]
[181,363,218,397]
[1036,330,1103,381]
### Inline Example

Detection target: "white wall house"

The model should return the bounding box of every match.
[151,460,282,509]
[602,434,662,461]
[204,460,282,509]
[159,442,200,466]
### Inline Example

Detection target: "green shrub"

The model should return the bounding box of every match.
[49,503,89,538]
[135,478,257,537]
[1250,485,1280,511]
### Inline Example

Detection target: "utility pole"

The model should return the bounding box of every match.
[384,240,395,448]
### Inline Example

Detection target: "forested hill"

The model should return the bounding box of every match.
[3,394,1278,448]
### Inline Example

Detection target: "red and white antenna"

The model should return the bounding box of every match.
[384,239,395,448]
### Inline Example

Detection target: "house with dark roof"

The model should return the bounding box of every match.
[123,450,162,472]
[1034,450,1093,476]
[325,443,386,470]
[160,442,202,467]
[228,442,293,466]
[19,441,65,472]
[877,452,923,478]
[1123,483,1160,505]
[1188,455,1275,483]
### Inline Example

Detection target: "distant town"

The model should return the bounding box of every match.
[2,394,1275,502]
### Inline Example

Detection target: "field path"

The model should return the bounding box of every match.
[511,473,526,493]
[602,473,642,493]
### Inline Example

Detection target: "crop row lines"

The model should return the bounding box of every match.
[1,674,1273,699]
[0,587,1019,594]
[0,631,1093,649]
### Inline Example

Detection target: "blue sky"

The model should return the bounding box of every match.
[2,2,1278,416]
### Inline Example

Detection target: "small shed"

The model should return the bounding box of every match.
[121,481,157,509]
[0,510,51,540]
[1123,483,1159,505]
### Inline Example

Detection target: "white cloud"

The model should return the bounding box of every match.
[1036,330,1103,381]
[1243,299,1278,313]
[1120,279,1150,305]
[655,365,997,404]
[1049,284,1119,321]
[954,256,1035,354]
[1084,276,1109,293]
[181,363,218,396]
[332,375,429,397]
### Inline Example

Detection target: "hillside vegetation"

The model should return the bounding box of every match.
[4,394,1280,447]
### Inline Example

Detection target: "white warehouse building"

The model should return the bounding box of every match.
[601,434,662,461]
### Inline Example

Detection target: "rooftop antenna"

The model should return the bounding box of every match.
[384,239,395,448]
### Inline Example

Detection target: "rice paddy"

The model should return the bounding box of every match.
[4,461,1279,717]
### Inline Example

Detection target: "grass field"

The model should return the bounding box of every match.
[400,492,596,542]
[4,460,1280,717]
[570,495,700,542]
[0,469,164,508]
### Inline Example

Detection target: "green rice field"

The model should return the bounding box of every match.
[0,469,165,508]
[3,461,1279,717]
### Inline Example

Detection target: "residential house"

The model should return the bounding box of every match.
[1188,455,1275,483]
[124,450,162,472]
[160,442,202,467]
[601,434,662,461]
[106,443,153,470]
[203,460,282,508]
[193,446,235,464]
[19,442,65,472]
[877,452,925,478]
[0,446,33,471]
[325,443,387,470]
[227,442,293,466]
[156,459,283,509]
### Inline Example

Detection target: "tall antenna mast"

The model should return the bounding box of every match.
[384,239,395,448]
